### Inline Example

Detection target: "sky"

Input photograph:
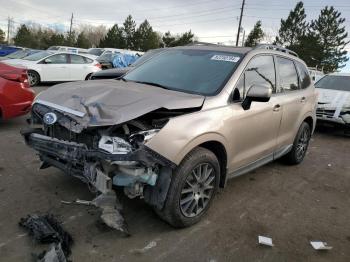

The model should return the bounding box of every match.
[0,0,350,70]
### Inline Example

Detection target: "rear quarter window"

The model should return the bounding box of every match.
[296,62,311,89]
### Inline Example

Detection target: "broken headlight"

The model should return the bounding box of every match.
[98,136,132,154]
[129,129,160,145]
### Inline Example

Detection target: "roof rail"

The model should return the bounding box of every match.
[254,44,299,57]
[185,42,219,46]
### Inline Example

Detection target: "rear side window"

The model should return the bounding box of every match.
[296,62,311,89]
[235,55,276,100]
[70,54,86,64]
[277,57,299,91]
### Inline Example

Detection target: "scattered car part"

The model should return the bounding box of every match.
[310,241,333,250]
[258,236,274,247]
[37,243,67,262]
[19,214,73,257]
[62,191,129,235]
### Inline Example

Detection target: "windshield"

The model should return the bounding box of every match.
[6,50,28,59]
[131,49,163,67]
[88,48,104,56]
[23,51,52,61]
[315,75,350,91]
[124,49,243,95]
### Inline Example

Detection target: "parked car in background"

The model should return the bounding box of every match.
[316,73,350,126]
[96,51,118,69]
[47,46,88,54]
[309,67,324,82]
[0,49,41,61]
[88,48,105,57]
[0,45,23,57]
[22,44,317,228]
[4,51,102,86]
[0,63,35,120]
[91,48,164,80]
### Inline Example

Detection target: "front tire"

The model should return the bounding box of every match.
[156,147,220,228]
[283,122,311,165]
[28,70,40,86]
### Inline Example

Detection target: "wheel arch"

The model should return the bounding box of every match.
[27,69,41,84]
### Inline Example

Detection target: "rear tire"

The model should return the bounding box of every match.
[155,147,220,228]
[283,122,311,165]
[28,70,40,86]
[85,73,92,80]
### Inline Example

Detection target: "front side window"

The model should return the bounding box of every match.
[45,54,68,64]
[234,55,276,100]
[277,57,299,91]
[124,49,243,96]
[70,54,85,64]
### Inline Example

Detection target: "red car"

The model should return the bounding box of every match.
[0,63,35,120]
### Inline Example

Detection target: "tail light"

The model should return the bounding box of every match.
[95,63,102,69]
[0,69,28,83]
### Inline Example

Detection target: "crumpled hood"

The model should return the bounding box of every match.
[317,88,350,109]
[34,79,205,127]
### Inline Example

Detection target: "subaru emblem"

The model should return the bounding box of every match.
[43,112,57,125]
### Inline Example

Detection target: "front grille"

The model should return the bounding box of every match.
[316,108,336,118]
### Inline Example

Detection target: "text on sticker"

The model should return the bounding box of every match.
[211,55,240,63]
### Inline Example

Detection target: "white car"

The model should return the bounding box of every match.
[316,73,350,126]
[3,51,102,86]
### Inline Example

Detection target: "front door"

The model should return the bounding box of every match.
[228,55,282,171]
[40,54,70,81]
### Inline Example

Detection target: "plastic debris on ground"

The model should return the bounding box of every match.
[19,214,73,261]
[62,191,129,236]
[310,241,333,250]
[258,236,274,247]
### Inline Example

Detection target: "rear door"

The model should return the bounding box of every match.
[275,56,313,149]
[39,54,70,81]
[68,54,93,80]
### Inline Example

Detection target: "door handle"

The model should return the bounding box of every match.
[300,97,306,103]
[273,104,281,112]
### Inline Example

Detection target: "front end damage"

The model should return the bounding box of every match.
[22,102,199,233]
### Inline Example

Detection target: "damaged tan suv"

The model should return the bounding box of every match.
[22,44,317,229]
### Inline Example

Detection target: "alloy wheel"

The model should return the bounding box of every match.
[296,127,310,161]
[180,163,216,218]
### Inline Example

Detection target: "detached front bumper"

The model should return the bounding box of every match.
[21,128,175,180]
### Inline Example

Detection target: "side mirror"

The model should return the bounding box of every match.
[44,58,52,64]
[242,84,272,110]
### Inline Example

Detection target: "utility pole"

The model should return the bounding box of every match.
[236,0,245,46]
[7,17,11,44]
[69,13,74,40]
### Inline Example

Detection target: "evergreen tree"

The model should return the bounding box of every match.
[65,30,77,46]
[162,31,176,47]
[134,20,160,51]
[76,32,90,48]
[162,31,194,47]
[244,21,265,47]
[0,28,5,44]
[13,24,35,48]
[99,24,125,48]
[310,6,349,72]
[276,1,307,46]
[123,15,136,49]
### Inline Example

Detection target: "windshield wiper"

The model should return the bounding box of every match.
[132,80,171,90]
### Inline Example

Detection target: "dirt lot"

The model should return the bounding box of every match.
[0,85,350,262]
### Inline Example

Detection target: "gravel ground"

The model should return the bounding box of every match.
[0,85,349,262]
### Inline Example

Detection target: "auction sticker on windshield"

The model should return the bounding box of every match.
[211,55,240,63]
